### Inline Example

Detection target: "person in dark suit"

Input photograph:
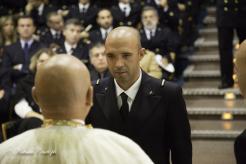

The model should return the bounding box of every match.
[24,0,57,30]
[143,0,180,31]
[67,0,99,29]
[56,18,89,65]
[1,16,44,98]
[40,12,65,47]
[89,43,110,81]
[140,6,179,60]
[89,9,114,44]
[86,27,192,164]
[111,0,141,27]
[217,0,246,89]
[140,6,180,78]
[234,41,246,164]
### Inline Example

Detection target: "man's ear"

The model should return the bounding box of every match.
[139,48,145,60]
[85,86,93,108]
[32,87,39,105]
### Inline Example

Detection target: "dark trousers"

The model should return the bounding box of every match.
[235,129,246,164]
[218,27,246,86]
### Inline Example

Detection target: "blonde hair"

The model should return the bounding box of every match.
[29,48,56,72]
[0,16,17,46]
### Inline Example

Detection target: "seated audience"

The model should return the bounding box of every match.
[40,12,65,47]
[25,0,57,30]
[111,0,141,27]
[89,9,114,44]
[1,15,44,101]
[89,43,110,81]
[0,55,153,164]
[56,18,89,65]
[67,0,98,29]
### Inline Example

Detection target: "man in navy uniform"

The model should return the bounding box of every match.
[67,0,99,29]
[89,9,114,44]
[111,0,141,27]
[56,19,89,66]
[86,26,192,164]
[40,12,65,47]
[217,0,246,89]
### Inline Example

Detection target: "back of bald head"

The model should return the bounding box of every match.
[33,55,91,119]
[236,40,246,97]
[105,26,142,49]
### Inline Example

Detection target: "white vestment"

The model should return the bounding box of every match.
[0,125,153,164]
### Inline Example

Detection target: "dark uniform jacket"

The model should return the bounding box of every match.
[111,2,141,27]
[67,3,98,28]
[86,71,192,164]
[56,42,89,65]
[1,40,43,96]
[40,29,64,47]
[217,0,246,27]
[140,26,180,59]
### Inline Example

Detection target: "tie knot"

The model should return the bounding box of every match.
[24,42,29,49]
[120,92,128,102]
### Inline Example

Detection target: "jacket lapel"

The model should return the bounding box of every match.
[95,78,123,129]
[129,72,162,124]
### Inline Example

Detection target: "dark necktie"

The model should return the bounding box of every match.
[123,7,127,17]
[22,42,30,72]
[150,30,153,40]
[54,33,60,39]
[120,92,129,121]
[104,31,108,40]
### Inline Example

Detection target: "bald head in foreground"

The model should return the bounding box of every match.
[0,55,153,164]
[234,40,246,164]
[87,26,192,164]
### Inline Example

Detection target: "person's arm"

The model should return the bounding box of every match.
[14,98,43,120]
[166,84,192,164]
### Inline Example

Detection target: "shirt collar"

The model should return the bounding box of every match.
[50,28,60,36]
[119,2,130,10]
[20,39,33,49]
[114,70,142,101]
[79,3,90,11]
[38,3,45,15]
[64,41,77,53]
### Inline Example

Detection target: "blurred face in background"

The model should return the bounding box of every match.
[142,9,159,30]
[63,24,82,45]
[1,18,15,37]
[47,14,64,31]
[17,18,36,40]
[79,0,90,4]
[97,9,113,29]
[36,53,51,70]
[119,0,131,4]
[90,45,108,73]
[28,0,43,7]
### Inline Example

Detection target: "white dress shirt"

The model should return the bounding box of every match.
[37,3,45,16]
[64,41,77,55]
[79,3,90,13]
[100,27,113,40]
[50,28,61,38]
[20,39,33,49]
[144,28,156,40]
[114,70,142,111]
[119,2,131,17]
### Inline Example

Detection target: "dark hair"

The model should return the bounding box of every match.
[89,42,105,57]
[141,6,159,17]
[17,15,35,26]
[46,11,62,22]
[64,18,81,28]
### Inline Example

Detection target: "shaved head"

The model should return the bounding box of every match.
[236,40,246,97]
[105,26,144,90]
[32,55,93,120]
